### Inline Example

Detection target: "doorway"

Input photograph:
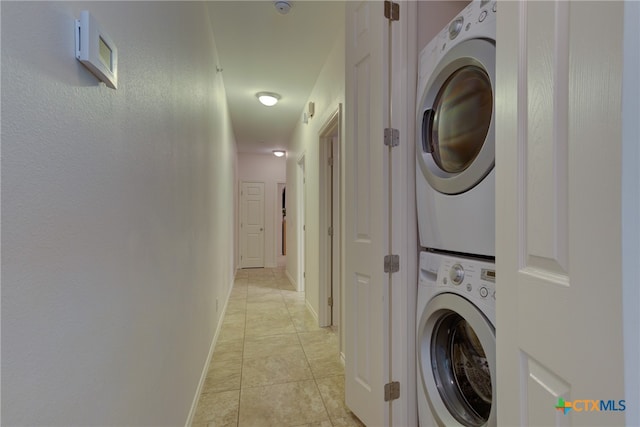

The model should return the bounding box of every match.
[297,155,306,292]
[240,181,265,268]
[319,105,342,328]
[277,183,286,267]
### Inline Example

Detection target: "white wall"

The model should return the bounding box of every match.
[286,17,345,324]
[1,2,236,425]
[237,152,286,269]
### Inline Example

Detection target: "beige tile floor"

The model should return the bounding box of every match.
[193,268,365,427]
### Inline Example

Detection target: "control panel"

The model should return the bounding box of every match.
[445,1,497,43]
[437,256,496,301]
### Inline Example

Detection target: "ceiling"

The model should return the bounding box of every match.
[207,1,345,154]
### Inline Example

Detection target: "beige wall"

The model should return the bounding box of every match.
[1,2,236,424]
[286,16,345,322]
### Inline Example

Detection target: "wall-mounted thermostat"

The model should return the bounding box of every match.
[75,11,117,89]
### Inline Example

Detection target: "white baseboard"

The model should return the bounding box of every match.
[306,298,319,323]
[185,280,234,427]
[285,270,297,290]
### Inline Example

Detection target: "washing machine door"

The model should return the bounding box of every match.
[417,38,495,195]
[417,293,496,427]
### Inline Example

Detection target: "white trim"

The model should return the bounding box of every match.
[184,279,234,427]
[285,269,297,291]
[296,155,306,293]
[305,298,319,324]
[318,105,342,328]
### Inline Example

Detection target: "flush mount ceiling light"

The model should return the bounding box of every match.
[256,92,281,107]
[273,150,286,157]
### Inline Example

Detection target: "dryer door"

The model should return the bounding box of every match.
[417,293,496,427]
[417,39,495,195]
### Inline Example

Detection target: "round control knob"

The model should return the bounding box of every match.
[449,264,465,285]
[479,287,489,298]
[448,17,464,40]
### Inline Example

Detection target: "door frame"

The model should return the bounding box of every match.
[297,154,306,292]
[318,105,342,328]
[276,182,286,267]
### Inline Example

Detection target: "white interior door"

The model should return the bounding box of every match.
[496,2,626,425]
[345,1,388,425]
[241,181,265,268]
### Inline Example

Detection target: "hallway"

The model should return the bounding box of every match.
[193,268,364,426]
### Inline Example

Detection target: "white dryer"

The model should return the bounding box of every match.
[416,251,496,427]
[416,0,497,257]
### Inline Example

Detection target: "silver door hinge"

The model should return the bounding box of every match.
[328,296,333,307]
[384,1,399,21]
[384,128,399,147]
[384,255,400,273]
[384,381,400,401]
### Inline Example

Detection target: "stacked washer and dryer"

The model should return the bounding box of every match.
[415,1,497,426]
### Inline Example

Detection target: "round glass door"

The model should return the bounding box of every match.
[431,312,492,426]
[417,293,496,427]
[416,38,496,195]
[429,66,493,174]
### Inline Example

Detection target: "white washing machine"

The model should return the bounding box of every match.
[416,0,497,257]
[416,251,496,427]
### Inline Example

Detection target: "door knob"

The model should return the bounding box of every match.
[260,228,264,231]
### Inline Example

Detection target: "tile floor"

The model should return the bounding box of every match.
[193,268,365,427]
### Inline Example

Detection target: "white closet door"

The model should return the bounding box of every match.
[344,1,388,425]
[496,2,626,426]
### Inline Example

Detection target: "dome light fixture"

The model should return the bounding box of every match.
[256,92,281,107]
[273,150,286,157]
